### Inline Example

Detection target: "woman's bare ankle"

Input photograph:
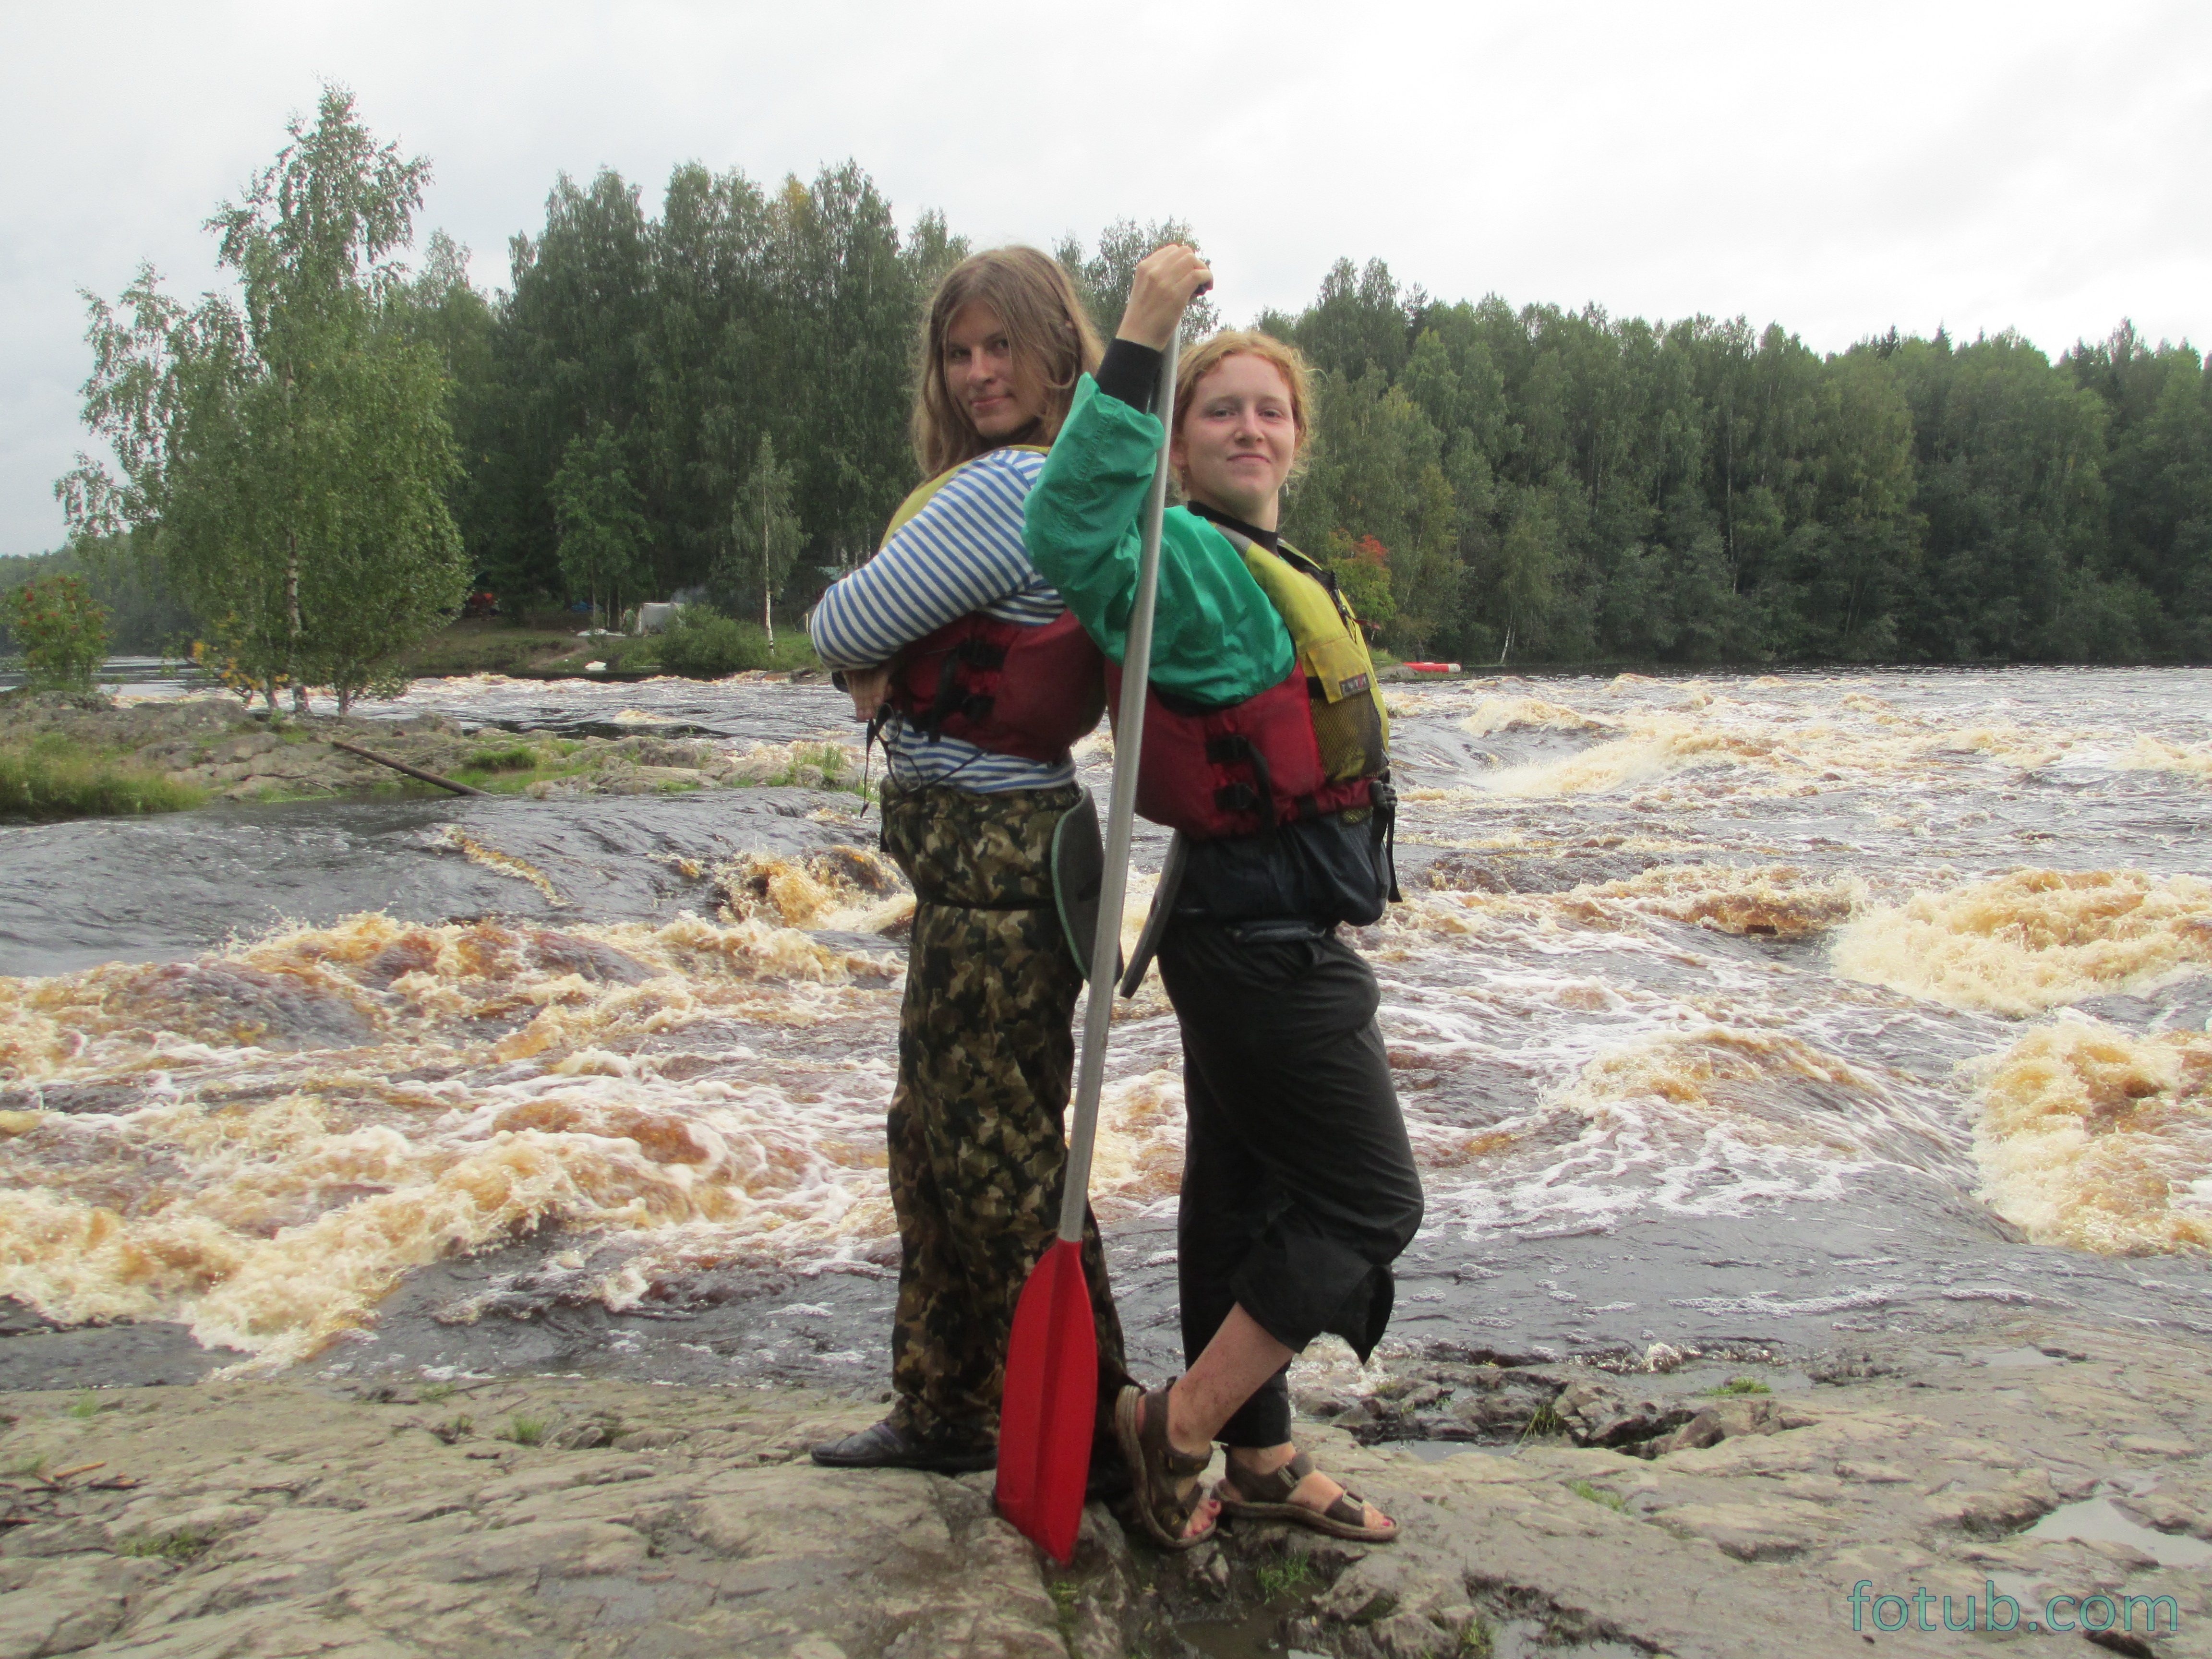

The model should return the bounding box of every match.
[1225,1441,1298,1477]
[1159,1382,1214,1461]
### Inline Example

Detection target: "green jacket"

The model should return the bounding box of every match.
[1022,376,1293,708]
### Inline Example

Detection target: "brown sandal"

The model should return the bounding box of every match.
[1113,1383,1217,1551]
[1215,1450,1397,1542]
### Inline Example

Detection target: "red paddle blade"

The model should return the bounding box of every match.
[995,1239,1098,1565]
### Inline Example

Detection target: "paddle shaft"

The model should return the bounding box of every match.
[1056,331,1180,1245]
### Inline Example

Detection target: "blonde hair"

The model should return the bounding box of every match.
[1170,329,1317,489]
[912,248,1102,478]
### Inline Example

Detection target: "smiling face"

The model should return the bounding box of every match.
[941,300,1048,444]
[1171,352,1303,530]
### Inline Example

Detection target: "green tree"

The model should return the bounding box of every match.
[640,162,777,590]
[490,168,655,603]
[1291,258,1414,382]
[711,432,803,643]
[2,535,193,657]
[58,85,467,711]
[771,165,918,569]
[1890,331,2108,659]
[1283,369,1458,653]
[4,574,109,689]
[1321,531,1397,633]
[550,422,653,627]
[2065,323,2212,653]
[1055,218,1220,342]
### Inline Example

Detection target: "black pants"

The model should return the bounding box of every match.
[1158,923,1424,1449]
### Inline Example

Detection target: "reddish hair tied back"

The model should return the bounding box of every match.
[1170,329,1317,488]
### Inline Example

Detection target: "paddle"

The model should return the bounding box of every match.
[997,328,1183,1565]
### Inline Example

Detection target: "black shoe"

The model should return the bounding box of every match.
[809,1418,997,1473]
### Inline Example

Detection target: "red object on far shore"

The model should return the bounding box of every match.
[1403,661,1461,673]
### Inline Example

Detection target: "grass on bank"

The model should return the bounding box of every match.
[0,737,208,821]
[385,621,595,679]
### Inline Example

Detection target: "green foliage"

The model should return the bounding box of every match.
[391,625,599,679]
[65,1392,104,1419]
[654,605,771,678]
[1702,1377,1772,1396]
[463,745,538,773]
[1259,270,2212,665]
[760,742,864,794]
[709,432,802,639]
[1254,1553,1317,1599]
[499,1414,549,1446]
[1053,219,1220,344]
[58,85,469,712]
[1322,530,1397,632]
[4,575,108,689]
[1565,1479,1628,1511]
[63,109,2212,671]
[0,746,205,820]
[551,422,653,626]
[414,1382,457,1404]
[118,1527,214,1562]
[1047,1579,1079,1648]
[1,536,189,659]
[1518,1401,1565,1440]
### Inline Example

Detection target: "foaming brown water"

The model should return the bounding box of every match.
[7,665,2212,1370]
[1968,1021,2212,1255]
[1833,869,2212,1016]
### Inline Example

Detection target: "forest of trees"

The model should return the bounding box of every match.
[1264,270,2212,664]
[51,116,2212,670]
[413,159,2212,665]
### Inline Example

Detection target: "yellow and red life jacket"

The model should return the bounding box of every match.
[1109,526,1391,841]
[878,448,1106,766]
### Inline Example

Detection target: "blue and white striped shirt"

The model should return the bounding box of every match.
[811,448,1084,793]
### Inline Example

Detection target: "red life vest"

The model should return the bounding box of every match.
[1107,665,1375,840]
[1106,523,1390,842]
[867,446,1106,766]
[890,610,1106,765]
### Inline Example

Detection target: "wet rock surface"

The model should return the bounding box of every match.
[0,691,862,806]
[1,1313,2207,1657]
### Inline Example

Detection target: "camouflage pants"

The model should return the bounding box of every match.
[878,781,1130,1447]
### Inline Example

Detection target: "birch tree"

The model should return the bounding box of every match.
[58,85,466,710]
[712,432,802,644]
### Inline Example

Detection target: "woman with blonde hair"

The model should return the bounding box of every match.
[808,247,1132,1477]
[1023,246,1422,1546]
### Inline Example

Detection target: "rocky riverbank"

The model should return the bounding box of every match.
[0,687,856,809]
[2,1311,2205,1658]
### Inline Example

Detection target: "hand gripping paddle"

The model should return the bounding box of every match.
[997,329,1181,1564]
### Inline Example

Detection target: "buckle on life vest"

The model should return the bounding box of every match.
[1201,733,1279,840]
[1213,782,1260,814]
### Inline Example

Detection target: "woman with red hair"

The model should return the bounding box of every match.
[1024,246,1423,1548]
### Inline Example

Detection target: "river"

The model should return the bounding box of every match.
[2,664,2209,1401]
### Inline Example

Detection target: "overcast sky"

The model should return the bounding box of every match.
[5,0,2208,555]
